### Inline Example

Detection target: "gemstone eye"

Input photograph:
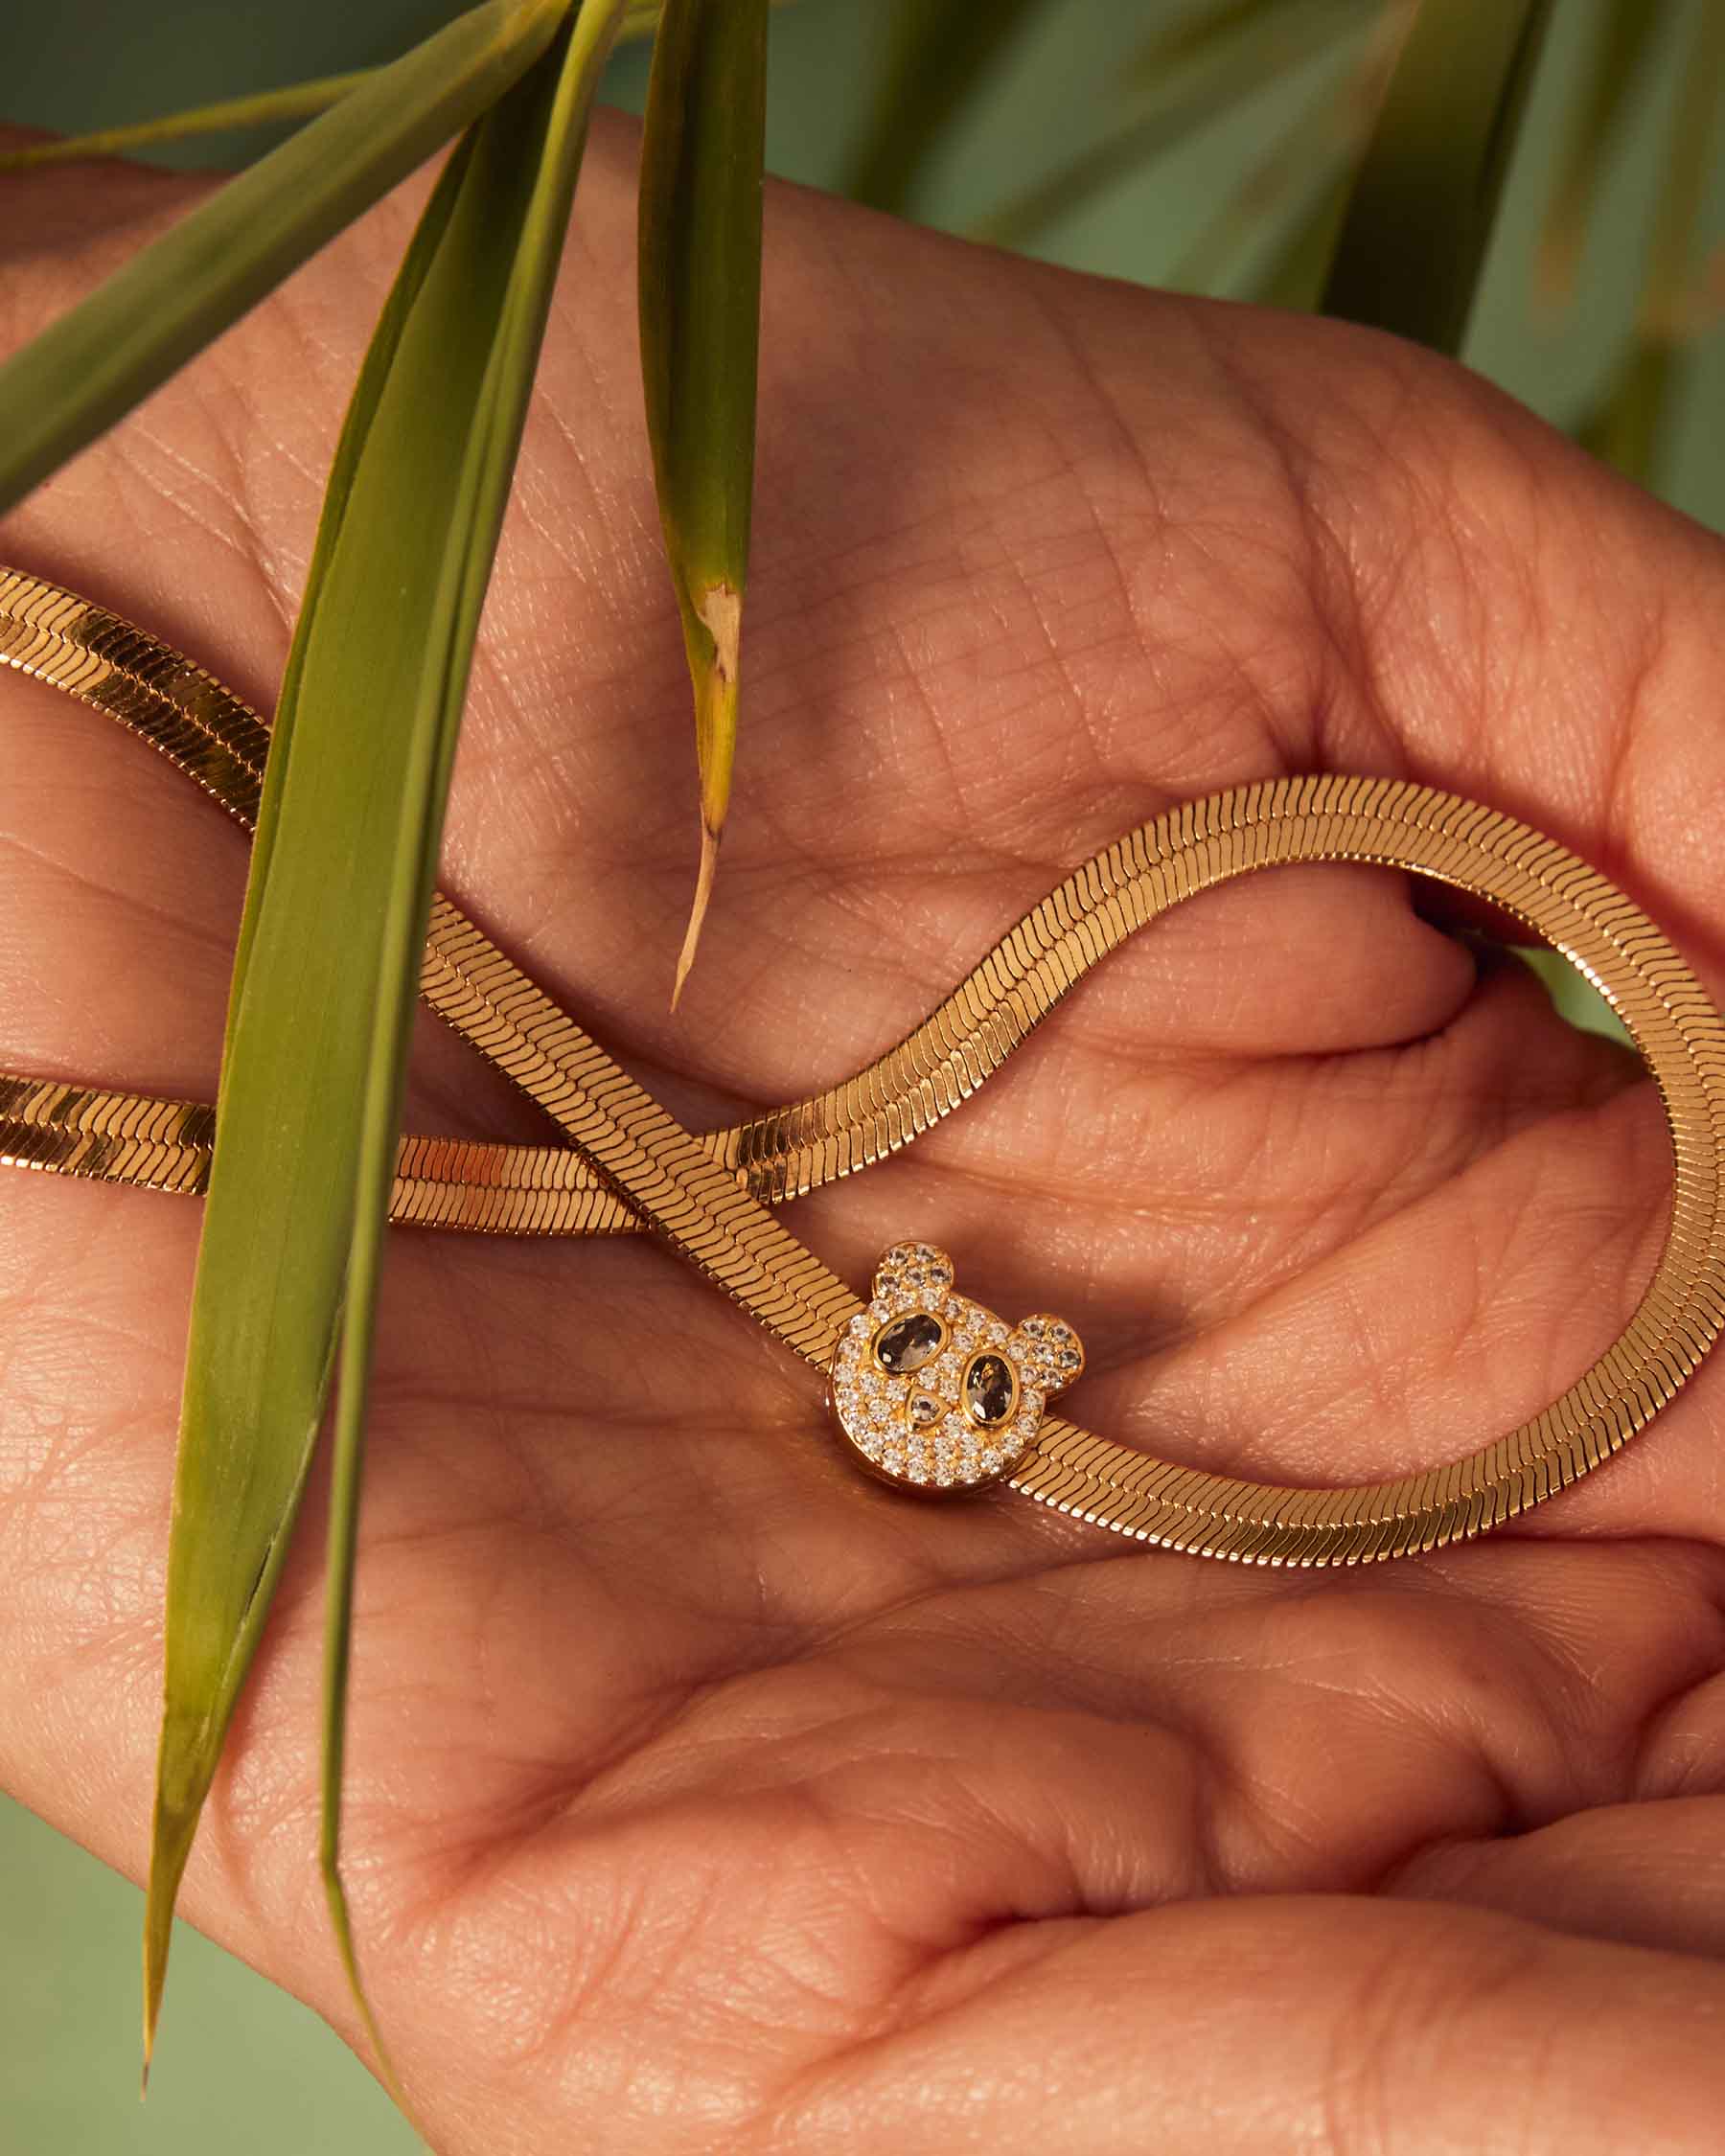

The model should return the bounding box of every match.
[873,1311,947,1375]
[962,1350,1019,1427]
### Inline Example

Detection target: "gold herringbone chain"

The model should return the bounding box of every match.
[4,564,1723,1563]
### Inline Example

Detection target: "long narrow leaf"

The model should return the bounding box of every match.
[1125,0,1371,89]
[1179,1,1407,301]
[1535,0,1668,308]
[1321,0,1556,355]
[639,0,768,1003]
[143,122,480,2085]
[1242,165,1355,311]
[145,0,625,2079]
[845,0,1046,218]
[1576,340,1681,487]
[319,0,625,2077]
[0,0,568,512]
[0,0,739,182]
[1576,3,1725,488]
[978,0,1366,254]
[0,72,372,170]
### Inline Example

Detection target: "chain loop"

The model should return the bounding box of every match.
[4,564,1722,1563]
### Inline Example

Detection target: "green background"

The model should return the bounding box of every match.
[1,1,1719,2147]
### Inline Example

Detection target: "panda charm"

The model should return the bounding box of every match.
[829,1242,1086,1492]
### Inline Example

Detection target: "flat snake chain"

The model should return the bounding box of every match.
[3,563,1724,1564]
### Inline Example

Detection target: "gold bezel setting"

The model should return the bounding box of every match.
[866,1307,950,1376]
[959,1346,1020,1430]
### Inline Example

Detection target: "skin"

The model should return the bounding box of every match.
[3,114,1725,2154]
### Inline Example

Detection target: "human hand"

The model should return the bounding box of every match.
[3,117,1724,2152]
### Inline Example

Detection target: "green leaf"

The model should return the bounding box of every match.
[0,0,684,178]
[1320,0,1557,356]
[1534,0,1668,309]
[0,72,373,170]
[1240,164,1355,311]
[1576,337,1682,488]
[978,0,1367,255]
[1574,3,1725,490]
[1517,947,1630,1044]
[1628,0,1725,345]
[639,0,769,1004]
[845,0,1047,218]
[145,0,626,2085]
[0,0,570,514]
[1124,0,1370,89]
[1178,3,1405,303]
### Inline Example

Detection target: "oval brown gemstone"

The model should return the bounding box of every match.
[963,1351,1017,1426]
[874,1311,945,1374]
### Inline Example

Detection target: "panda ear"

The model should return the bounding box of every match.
[871,1242,954,1309]
[1010,1314,1086,1391]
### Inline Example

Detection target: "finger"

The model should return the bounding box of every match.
[780,1894,1725,2155]
[1389,1796,1725,1962]
[1102,1046,1678,1502]
[873,939,1636,1350]
[1192,305,1725,1003]
[769,1534,1725,1903]
[10,120,1720,1116]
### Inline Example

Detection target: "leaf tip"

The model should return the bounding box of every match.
[142,1782,201,2091]
[322,1849,421,2134]
[672,580,741,1009]
[671,818,720,1011]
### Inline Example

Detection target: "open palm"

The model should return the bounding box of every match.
[4,120,1725,2153]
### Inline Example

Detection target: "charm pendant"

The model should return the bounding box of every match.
[830,1242,1085,1492]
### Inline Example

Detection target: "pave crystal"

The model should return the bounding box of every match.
[836,1248,1084,1496]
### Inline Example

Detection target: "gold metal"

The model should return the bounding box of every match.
[3,563,1724,1563]
[831,1241,1082,1491]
